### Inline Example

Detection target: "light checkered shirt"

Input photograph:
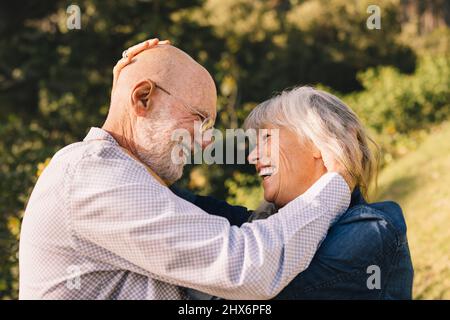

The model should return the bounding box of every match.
[19,127,350,300]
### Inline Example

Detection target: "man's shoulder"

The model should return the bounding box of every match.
[53,139,123,162]
[52,139,131,169]
[47,139,152,188]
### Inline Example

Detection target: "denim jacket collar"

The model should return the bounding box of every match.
[349,187,366,208]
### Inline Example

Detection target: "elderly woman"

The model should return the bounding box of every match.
[176,86,414,299]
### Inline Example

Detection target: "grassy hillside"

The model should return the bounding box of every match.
[375,121,450,299]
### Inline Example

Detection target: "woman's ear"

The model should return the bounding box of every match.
[130,79,155,117]
[311,142,322,160]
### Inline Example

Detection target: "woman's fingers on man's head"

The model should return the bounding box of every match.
[126,38,157,61]
[112,38,171,91]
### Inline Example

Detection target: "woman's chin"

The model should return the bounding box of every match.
[262,176,278,204]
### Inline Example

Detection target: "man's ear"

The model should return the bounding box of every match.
[130,79,155,117]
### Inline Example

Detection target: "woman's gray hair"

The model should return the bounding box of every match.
[244,86,379,198]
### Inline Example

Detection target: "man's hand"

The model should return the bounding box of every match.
[320,148,355,191]
[112,38,171,92]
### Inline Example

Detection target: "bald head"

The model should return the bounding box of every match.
[112,44,217,119]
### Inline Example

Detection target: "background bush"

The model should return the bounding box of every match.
[345,51,450,163]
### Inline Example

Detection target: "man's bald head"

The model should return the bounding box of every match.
[111,44,217,119]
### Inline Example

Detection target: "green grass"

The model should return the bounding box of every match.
[375,121,450,299]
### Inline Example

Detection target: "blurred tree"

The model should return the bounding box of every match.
[401,0,450,35]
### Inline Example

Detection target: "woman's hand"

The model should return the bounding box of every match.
[112,38,171,92]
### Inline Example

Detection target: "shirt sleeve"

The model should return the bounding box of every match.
[69,156,350,300]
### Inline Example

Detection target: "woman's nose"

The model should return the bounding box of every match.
[248,146,259,164]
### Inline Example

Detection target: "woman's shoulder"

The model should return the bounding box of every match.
[334,200,408,246]
[316,201,405,266]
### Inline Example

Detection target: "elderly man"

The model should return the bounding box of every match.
[19,39,351,300]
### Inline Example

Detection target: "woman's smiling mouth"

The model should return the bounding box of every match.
[259,166,276,180]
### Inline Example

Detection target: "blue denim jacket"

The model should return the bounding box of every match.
[171,187,414,299]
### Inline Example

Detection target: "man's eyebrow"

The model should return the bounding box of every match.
[190,105,209,118]
[200,109,210,118]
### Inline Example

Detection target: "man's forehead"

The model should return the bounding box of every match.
[121,45,217,115]
[154,57,216,116]
[182,76,216,113]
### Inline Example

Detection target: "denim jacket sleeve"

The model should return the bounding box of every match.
[169,185,251,227]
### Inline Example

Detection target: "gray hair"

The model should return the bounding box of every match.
[244,86,379,198]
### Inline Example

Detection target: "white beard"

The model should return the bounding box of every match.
[134,116,185,185]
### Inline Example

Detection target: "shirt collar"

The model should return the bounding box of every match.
[83,127,119,146]
[83,127,168,186]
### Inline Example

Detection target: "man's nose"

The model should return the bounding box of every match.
[200,129,214,150]
[201,139,213,150]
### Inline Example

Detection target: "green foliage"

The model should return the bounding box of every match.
[225,172,263,210]
[343,53,450,162]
